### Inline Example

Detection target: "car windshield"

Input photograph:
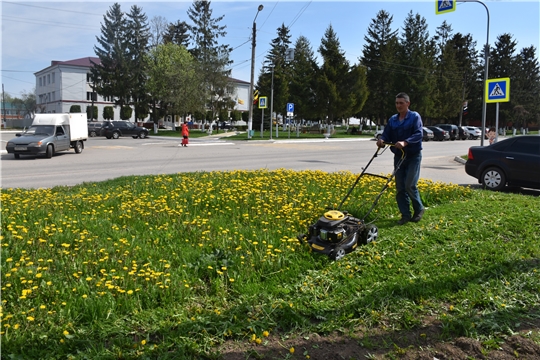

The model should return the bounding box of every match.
[23,125,55,136]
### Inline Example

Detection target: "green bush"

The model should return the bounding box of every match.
[69,105,82,113]
[86,106,98,120]
[103,106,114,120]
[120,106,132,120]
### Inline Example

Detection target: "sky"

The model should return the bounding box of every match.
[1,0,539,98]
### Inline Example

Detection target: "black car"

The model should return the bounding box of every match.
[465,135,540,191]
[434,124,459,140]
[427,126,449,141]
[100,121,149,139]
[87,121,103,137]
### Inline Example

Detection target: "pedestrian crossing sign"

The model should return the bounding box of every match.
[259,96,268,109]
[486,78,510,103]
[436,0,456,15]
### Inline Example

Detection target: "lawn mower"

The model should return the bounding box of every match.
[297,143,405,260]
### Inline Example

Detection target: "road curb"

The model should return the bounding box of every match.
[454,156,466,164]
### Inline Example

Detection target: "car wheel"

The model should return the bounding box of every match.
[361,224,378,245]
[46,144,54,158]
[74,141,83,153]
[112,131,120,139]
[376,134,382,140]
[89,130,97,137]
[481,167,506,191]
[139,131,147,139]
[331,247,346,261]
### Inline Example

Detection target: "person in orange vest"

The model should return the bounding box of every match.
[181,121,189,147]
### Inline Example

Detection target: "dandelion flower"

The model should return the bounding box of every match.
[290,347,295,354]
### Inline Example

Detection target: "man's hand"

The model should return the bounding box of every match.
[394,141,407,149]
[376,139,385,148]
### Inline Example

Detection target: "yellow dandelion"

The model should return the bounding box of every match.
[63,330,70,336]
[141,339,146,345]
[290,347,295,354]
[262,330,269,337]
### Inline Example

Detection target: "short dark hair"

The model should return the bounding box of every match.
[396,92,410,102]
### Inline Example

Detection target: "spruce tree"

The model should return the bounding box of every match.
[187,0,233,120]
[360,10,399,125]
[289,36,319,122]
[91,3,130,109]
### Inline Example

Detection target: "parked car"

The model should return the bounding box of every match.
[426,126,449,141]
[465,135,540,191]
[87,121,103,137]
[463,126,482,140]
[434,124,459,140]
[100,121,149,139]
[422,127,434,142]
[374,130,383,140]
[457,126,468,140]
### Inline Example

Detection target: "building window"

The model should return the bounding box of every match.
[47,74,50,84]
[52,92,55,101]
[39,78,42,87]
[52,72,55,83]
[86,92,97,101]
[87,73,92,82]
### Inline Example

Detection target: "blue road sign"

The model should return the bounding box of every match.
[287,103,294,113]
[486,78,510,103]
[436,0,456,15]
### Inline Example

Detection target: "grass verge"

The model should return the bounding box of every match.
[1,170,539,359]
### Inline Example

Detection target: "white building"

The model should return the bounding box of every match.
[34,56,250,122]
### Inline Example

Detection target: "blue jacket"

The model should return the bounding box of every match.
[381,110,423,155]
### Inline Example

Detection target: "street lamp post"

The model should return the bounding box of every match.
[248,4,264,139]
[270,64,274,140]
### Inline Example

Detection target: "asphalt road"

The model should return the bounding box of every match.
[1,132,480,189]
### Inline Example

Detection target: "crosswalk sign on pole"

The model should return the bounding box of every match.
[485,78,510,103]
[436,0,456,15]
[258,97,267,109]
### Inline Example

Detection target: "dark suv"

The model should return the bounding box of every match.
[100,121,149,139]
[434,124,459,141]
[87,121,103,137]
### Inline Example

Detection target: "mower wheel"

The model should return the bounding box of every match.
[331,247,346,261]
[361,224,378,244]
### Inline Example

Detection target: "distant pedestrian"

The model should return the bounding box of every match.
[181,121,189,147]
[488,127,496,145]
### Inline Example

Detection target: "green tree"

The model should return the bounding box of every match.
[432,21,462,122]
[360,10,399,125]
[187,0,233,119]
[256,23,293,125]
[91,3,130,108]
[396,11,437,119]
[120,106,132,120]
[125,5,150,121]
[289,36,319,122]
[145,43,205,126]
[512,46,540,127]
[163,20,190,47]
[449,33,481,123]
[488,34,518,126]
[317,24,356,122]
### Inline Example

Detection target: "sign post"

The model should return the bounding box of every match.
[286,103,294,139]
[486,77,510,143]
[437,0,490,145]
[259,97,267,138]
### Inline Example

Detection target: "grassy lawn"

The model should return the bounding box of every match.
[155,128,376,140]
[2,171,539,359]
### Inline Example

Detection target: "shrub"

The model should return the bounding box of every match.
[86,106,98,120]
[69,105,82,113]
[103,106,114,120]
[120,106,132,120]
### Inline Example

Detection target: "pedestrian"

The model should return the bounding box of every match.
[376,92,425,225]
[488,127,496,145]
[181,121,189,147]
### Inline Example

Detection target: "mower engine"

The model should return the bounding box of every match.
[298,210,378,260]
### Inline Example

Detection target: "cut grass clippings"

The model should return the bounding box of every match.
[1,170,539,359]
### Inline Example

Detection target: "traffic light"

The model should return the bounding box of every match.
[253,89,259,105]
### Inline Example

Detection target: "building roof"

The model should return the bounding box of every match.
[36,57,101,74]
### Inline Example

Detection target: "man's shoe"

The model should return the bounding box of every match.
[411,208,425,223]
[397,217,410,225]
